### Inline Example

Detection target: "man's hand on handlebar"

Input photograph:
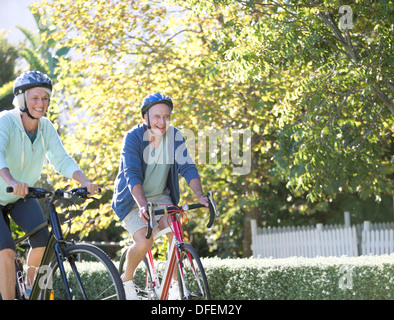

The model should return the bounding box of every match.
[196,194,209,207]
[138,204,152,224]
[197,192,217,210]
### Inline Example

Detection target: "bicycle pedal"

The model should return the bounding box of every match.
[184,292,203,300]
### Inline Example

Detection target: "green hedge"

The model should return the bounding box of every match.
[48,254,393,300]
[51,262,118,300]
[201,254,394,300]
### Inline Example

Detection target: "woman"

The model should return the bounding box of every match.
[0,71,99,300]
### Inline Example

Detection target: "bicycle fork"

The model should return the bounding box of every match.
[29,235,75,300]
[53,243,75,300]
[158,240,177,300]
[175,243,190,299]
[171,217,203,300]
[26,236,68,300]
[48,200,81,300]
[176,244,205,299]
[37,201,88,300]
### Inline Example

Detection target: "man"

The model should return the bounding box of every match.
[112,93,208,299]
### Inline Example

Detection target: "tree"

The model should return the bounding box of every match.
[175,0,394,254]
[31,0,393,258]
[0,31,20,111]
[172,0,393,203]
[0,9,71,120]
[30,0,277,256]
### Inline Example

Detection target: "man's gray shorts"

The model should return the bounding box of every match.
[122,194,173,239]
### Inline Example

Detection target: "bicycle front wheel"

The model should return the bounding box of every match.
[177,243,210,300]
[40,243,125,300]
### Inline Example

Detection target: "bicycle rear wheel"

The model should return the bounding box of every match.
[177,243,210,300]
[39,243,125,300]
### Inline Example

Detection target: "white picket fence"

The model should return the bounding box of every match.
[360,221,394,255]
[251,219,394,258]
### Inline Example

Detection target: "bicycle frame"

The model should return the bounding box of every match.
[145,216,184,300]
[145,204,213,300]
[10,188,92,300]
[26,197,78,300]
[8,186,125,301]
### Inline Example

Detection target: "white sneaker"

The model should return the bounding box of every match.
[168,281,180,300]
[122,277,140,300]
[124,280,140,300]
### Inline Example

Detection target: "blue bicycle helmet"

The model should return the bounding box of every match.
[13,71,52,96]
[140,93,173,118]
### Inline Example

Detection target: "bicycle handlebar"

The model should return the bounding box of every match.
[6,186,101,199]
[145,191,218,239]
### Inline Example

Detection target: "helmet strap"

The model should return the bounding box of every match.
[145,109,169,138]
[25,109,38,120]
[146,110,155,135]
[147,110,151,129]
[22,99,38,120]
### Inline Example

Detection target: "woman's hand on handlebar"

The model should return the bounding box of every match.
[72,170,99,196]
[0,168,28,198]
[9,181,29,198]
[83,182,100,196]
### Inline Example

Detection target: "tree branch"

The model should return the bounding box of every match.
[318,10,393,116]
[373,84,394,116]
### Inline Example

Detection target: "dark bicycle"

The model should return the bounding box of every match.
[6,186,125,300]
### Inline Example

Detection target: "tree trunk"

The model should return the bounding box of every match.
[242,206,260,257]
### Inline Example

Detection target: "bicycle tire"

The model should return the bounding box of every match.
[118,249,127,275]
[39,243,125,300]
[177,243,211,300]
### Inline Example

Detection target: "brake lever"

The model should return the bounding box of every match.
[206,191,218,228]
[145,202,154,239]
[207,191,218,216]
[67,187,102,200]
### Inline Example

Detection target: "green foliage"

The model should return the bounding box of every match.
[202,255,394,300]
[29,0,393,257]
[15,10,71,79]
[0,32,19,84]
[50,255,394,300]
[50,261,119,300]
[0,32,19,110]
[0,80,15,111]
[0,8,70,119]
[172,0,394,202]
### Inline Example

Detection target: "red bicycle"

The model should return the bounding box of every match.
[119,191,218,300]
